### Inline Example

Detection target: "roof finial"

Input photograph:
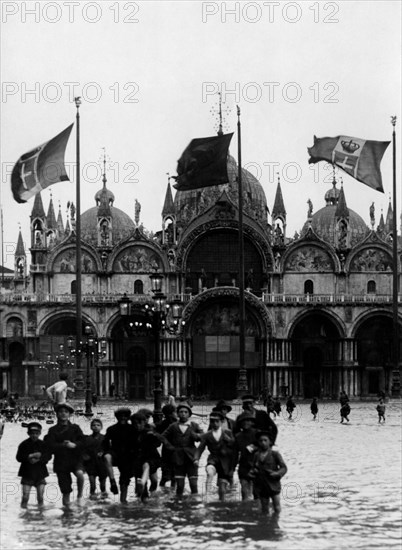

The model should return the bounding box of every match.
[102,147,107,188]
[166,172,171,185]
[276,171,280,185]
[332,164,337,186]
[210,91,231,135]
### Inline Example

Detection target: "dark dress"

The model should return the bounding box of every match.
[16,438,50,485]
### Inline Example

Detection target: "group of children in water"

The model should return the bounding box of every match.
[14,390,388,514]
[15,395,287,515]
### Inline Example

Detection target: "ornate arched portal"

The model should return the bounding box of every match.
[184,288,270,399]
[290,312,344,398]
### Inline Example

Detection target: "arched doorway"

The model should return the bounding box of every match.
[189,297,264,399]
[127,346,146,399]
[291,313,342,398]
[303,347,322,398]
[9,341,25,395]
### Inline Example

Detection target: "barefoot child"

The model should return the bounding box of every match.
[194,411,235,501]
[161,402,203,497]
[131,412,162,500]
[44,403,85,507]
[16,422,50,508]
[83,418,108,496]
[249,431,287,515]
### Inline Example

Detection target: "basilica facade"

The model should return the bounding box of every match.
[1,155,401,400]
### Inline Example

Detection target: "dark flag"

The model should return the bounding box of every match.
[11,124,73,203]
[308,135,390,193]
[173,132,234,191]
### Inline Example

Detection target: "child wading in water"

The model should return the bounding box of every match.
[44,403,85,507]
[286,396,296,420]
[83,418,108,496]
[376,399,386,423]
[16,422,50,508]
[310,397,318,420]
[249,431,287,515]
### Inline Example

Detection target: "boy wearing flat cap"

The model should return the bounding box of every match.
[16,422,50,508]
[102,407,135,503]
[44,403,85,507]
[194,411,235,501]
[161,402,203,497]
[235,394,278,446]
[233,412,258,500]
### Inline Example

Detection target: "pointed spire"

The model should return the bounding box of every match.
[46,192,57,229]
[57,202,64,234]
[162,173,175,217]
[272,173,286,219]
[385,197,393,232]
[30,192,46,219]
[377,208,385,233]
[96,147,113,217]
[16,226,25,256]
[335,183,349,219]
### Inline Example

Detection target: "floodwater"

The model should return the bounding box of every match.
[1,400,401,550]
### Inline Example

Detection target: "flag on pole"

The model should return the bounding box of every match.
[308,135,390,193]
[173,132,234,191]
[11,124,73,203]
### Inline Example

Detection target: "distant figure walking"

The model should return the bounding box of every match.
[340,402,351,423]
[376,399,386,423]
[286,396,296,420]
[310,397,318,420]
[46,373,74,406]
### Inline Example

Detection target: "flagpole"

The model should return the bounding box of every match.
[391,116,400,396]
[74,97,83,396]
[236,106,248,396]
[1,206,4,286]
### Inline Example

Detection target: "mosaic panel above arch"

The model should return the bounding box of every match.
[349,248,393,272]
[113,246,162,273]
[285,246,333,272]
[53,249,97,273]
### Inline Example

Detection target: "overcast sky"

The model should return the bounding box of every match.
[1,0,401,269]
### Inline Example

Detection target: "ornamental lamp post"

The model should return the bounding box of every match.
[67,326,107,417]
[150,273,166,425]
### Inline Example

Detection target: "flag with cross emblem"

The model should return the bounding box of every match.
[11,124,73,203]
[308,135,390,193]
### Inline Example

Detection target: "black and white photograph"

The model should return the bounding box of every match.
[0,1,401,549]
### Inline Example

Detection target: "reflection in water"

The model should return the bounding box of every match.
[1,401,401,549]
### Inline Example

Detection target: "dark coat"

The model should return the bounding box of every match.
[235,409,278,445]
[195,429,235,475]
[161,421,203,465]
[234,428,258,479]
[16,438,50,481]
[83,433,108,477]
[44,422,85,473]
[250,449,287,495]
[102,423,136,465]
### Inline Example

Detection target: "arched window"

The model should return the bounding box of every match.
[367,280,376,294]
[304,280,314,294]
[71,280,77,295]
[134,279,143,294]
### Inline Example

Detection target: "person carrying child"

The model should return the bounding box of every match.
[44,403,85,507]
[194,410,235,501]
[340,401,351,423]
[83,418,108,497]
[102,407,135,503]
[249,430,287,515]
[310,397,318,420]
[16,422,50,508]
[161,402,203,497]
[376,399,386,423]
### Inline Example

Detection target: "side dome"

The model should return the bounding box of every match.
[81,206,135,246]
[174,154,268,225]
[301,181,369,247]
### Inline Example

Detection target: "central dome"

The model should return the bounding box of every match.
[174,155,268,225]
[81,206,135,245]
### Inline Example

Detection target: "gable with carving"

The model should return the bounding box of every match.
[285,246,333,272]
[53,249,97,273]
[113,246,162,273]
[350,248,393,271]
